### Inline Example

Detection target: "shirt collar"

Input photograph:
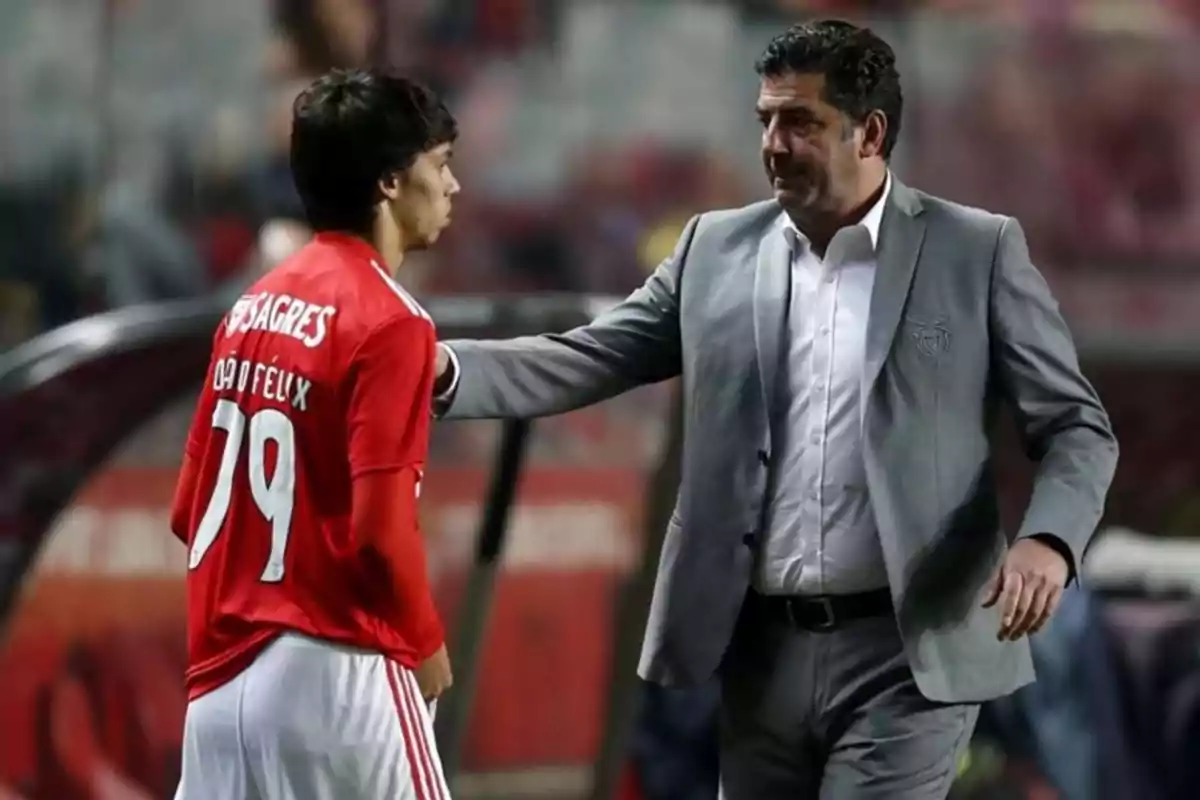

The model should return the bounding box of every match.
[781,171,892,252]
[312,231,387,266]
[311,231,427,316]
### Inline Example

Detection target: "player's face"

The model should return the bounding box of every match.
[757,72,863,216]
[393,143,460,250]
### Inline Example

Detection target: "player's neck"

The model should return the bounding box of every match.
[369,219,405,277]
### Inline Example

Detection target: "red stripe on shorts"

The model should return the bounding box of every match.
[387,661,431,800]
[398,664,445,800]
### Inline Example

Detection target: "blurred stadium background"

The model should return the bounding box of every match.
[3,0,1200,798]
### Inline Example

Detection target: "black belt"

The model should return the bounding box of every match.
[748,587,893,632]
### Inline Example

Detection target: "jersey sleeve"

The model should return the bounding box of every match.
[353,468,445,658]
[345,315,436,478]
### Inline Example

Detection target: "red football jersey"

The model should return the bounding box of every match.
[177,232,439,700]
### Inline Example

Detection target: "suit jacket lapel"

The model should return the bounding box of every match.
[862,180,926,417]
[752,208,791,412]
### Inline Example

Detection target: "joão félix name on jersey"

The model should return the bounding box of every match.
[213,291,336,412]
[212,357,312,412]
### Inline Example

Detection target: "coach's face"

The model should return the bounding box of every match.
[758,72,863,216]
[395,142,461,249]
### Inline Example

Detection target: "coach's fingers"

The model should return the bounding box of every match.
[1027,585,1063,637]
[1004,577,1050,641]
[996,572,1024,640]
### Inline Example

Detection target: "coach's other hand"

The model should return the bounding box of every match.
[416,643,453,701]
[981,538,1069,641]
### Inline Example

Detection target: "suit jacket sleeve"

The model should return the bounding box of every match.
[437,216,698,420]
[990,217,1118,574]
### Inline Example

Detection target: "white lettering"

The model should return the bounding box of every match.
[221,292,338,348]
[212,357,232,391]
[291,377,311,412]
[280,298,306,337]
[268,295,293,333]
[251,298,273,331]
[224,298,250,337]
[293,305,317,344]
[252,362,267,395]
[209,358,312,414]
[302,307,337,348]
[239,295,263,333]
[263,367,284,403]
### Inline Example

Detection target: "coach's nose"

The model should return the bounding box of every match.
[762,116,789,158]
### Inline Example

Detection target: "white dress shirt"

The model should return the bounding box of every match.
[755,174,892,596]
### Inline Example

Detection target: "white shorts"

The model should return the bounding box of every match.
[175,633,450,799]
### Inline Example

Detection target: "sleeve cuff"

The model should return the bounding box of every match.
[1028,532,1079,586]
[433,344,461,403]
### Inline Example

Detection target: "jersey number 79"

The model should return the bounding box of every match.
[187,399,296,582]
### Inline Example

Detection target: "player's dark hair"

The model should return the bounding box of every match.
[755,20,903,160]
[290,68,458,234]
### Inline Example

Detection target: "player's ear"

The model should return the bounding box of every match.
[378,172,402,201]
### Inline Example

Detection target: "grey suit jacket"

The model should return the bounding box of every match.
[440,179,1118,703]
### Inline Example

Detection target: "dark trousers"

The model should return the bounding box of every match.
[718,595,978,800]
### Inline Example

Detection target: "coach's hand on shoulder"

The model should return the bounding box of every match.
[416,643,453,701]
[981,538,1070,642]
[435,343,450,378]
[432,343,456,398]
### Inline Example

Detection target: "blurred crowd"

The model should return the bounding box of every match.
[3,0,1200,350]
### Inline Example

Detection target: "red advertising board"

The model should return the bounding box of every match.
[0,465,646,798]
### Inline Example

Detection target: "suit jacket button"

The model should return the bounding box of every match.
[743,533,758,547]
[757,449,769,466]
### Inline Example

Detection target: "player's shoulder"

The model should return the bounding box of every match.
[235,238,432,348]
[299,235,433,326]
[345,267,435,354]
[313,252,435,364]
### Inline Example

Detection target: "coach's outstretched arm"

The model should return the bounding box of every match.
[435,217,699,420]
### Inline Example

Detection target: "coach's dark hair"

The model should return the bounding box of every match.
[290,68,458,234]
[755,20,902,160]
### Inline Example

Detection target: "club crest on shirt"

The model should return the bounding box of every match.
[907,317,951,357]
